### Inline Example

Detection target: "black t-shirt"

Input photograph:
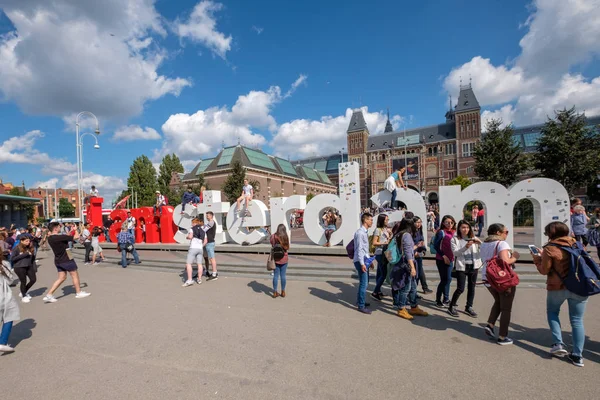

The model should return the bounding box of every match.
[48,234,74,264]
[204,220,216,243]
[191,225,206,240]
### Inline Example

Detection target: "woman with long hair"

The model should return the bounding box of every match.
[434,215,456,307]
[480,223,520,345]
[449,220,482,317]
[0,253,20,353]
[271,224,290,298]
[412,216,432,294]
[384,167,407,209]
[10,236,36,303]
[91,226,106,265]
[322,210,337,247]
[371,214,391,300]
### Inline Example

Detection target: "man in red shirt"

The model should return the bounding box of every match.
[477,208,485,238]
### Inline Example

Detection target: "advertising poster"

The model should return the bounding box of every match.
[392,156,419,180]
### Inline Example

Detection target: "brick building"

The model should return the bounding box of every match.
[26,187,80,219]
[179,145,337,202]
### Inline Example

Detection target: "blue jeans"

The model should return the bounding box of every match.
[120,246,140,267]
[478,221,484,237]
[373,254,387,294]
[128,229,135,238]
[354,261,369,308]
[547,289,588,357]
[0,321,13,345]
[395,275,417,308]
[415,256,429,290]
[390,189,397,209]
[104,228,111,242]
[436,259,452,303]
[273,263,288,292]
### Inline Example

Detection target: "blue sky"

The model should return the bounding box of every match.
[0,0,599,203]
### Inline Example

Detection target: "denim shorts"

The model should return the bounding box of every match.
[205,242,216,259]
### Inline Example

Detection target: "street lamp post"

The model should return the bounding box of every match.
[76,111,100,223]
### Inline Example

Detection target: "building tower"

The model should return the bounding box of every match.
[347,109,370,205]
[454,81,481,178]
[384,108,393,133]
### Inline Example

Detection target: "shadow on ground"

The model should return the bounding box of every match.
[0,318,36,355]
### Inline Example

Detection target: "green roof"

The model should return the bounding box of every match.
[217,147,236,166]
[196,158,214,175]
[317,171,332,184]
[275,158,298,176]
[303,162,315,169]
[243,148,277,170]
[0,194,40,203]
[301,166,320,181]
[314,160,327,171]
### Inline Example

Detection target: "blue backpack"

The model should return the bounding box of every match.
[546,242,600,297]
[384,236,401,265]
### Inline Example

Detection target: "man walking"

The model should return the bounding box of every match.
[43,222,91,303]
[202,211,219,281]
[81,223,92,265]
[354,213,373,314]
[117,224,141,268]
[183,218,207,287]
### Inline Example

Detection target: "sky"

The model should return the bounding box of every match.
[0,0,599,204]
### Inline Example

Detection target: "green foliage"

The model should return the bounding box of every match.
[8,187,24,196]
[127,155,158,206]
[447,175,472,190]
[58,198,75,217]
[513,199,534,227]
[534,108,600,197]
[306,192,315,202]
[474,119,528,186]
[221,160,246,202]
[158,153,184,206]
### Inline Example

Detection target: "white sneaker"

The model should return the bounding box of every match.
[182,280,194,287]
[0,344,15,353]
[196,278,202,284]
[43,294,58,303]
[84,262,90,265]
[93,262,99,265]
[21,296,31,303]
[18,293,32,299]
[75,291,91,299]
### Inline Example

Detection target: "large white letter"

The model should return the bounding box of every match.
[226,200,270,245]
[369,188,428,242]
[269,195,306,243]
[172,190,230,244]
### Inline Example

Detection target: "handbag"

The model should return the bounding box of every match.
[266,252,276,271]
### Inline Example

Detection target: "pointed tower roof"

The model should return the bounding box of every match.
[384,108,393,133]
[454,83,480,113]
[347,109,368,134]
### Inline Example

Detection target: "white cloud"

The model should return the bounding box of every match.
[443,0,600,126]
[0,130,76,174]
[271,107,403,158]
[181,160,199,172]
[113,125,161,141]
[32,178,60,189]
[175,1,232,59]
[252,25,264,35]
[0,0,191,120]
[157,75,307,161]
[481,105,517,131]
[61,171,127,205]
[284,74,307,99]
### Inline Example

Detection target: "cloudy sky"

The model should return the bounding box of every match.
[0,0,599,203]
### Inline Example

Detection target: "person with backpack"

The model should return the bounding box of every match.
[480,223,520,345]
[183,218,207,287]
[434,215,456,307]
[412,216,432,295]
[448,220,482,317]
[353,213,374,314]
[117,224,141,268]
[371,214,391,301]
[532,221,596,367]
[270,224,290,298]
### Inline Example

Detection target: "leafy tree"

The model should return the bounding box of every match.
[221,160,246,202]
[474,119,528,186]
[58,198,75,217]
[158,153,184,206]
[127,155,158,206]
[306,192,315,202]
[534,108,600,197]
[8,187,24,196]
[447,175,472,190]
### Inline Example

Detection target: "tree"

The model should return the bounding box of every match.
[221,160,246,202]
[127,155,158,206]
[534,108,600,197]
[474,119,528,186]
[8,187,23,196]
[58,198,75,217]
[306,193,315,202]
[158,153,184,206]
[447,175,472,190]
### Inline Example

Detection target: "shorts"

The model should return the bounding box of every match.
[56,260,78,272]
[186,248,204,265]
[92,244,103,254]
[205,242,215,259]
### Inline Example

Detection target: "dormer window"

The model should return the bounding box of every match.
[464,101,469,106]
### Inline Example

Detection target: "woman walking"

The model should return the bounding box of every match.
[532,222,589,367]
[448,220,482,317]
[10,236,36,303]
[413,216,432,294]
[91,227,105,265]
[480,223,520,345]
[271,224,290,298]
[322,210,337,247]
[435,215,456,307]
[570,205,589,248]
[0,253,20,353]
[371,214,391,300]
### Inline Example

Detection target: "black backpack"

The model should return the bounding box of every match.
[272,243,286,261]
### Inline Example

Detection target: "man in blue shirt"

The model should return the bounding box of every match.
[117,224,141,268]
[354,212,374,314]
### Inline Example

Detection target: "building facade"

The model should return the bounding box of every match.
[26,187,80,219]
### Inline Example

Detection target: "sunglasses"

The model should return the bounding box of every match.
[444,221,454,225]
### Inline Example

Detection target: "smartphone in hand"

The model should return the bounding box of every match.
[528,245,540,255]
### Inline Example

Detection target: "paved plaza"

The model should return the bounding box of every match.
[2,253,600,400]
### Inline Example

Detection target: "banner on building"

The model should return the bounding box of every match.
[392,156,419,180]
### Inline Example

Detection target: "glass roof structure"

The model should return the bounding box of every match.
[275,158,298,176]
[244,148,277,170]
[301,166,320,181]
[217,147,236,166]
[196,158,214,174]
[317,171,332,184]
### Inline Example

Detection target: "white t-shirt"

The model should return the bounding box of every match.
[126,217,136,229]
[243,184,253,196]
[189,226,205,250]
[480,240,511,282]
[90,189,99,196]
[82,229,91,243]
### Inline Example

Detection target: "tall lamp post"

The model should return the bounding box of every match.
[76,112,100,223]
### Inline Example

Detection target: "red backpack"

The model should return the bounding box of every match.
[485,242,519,292]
